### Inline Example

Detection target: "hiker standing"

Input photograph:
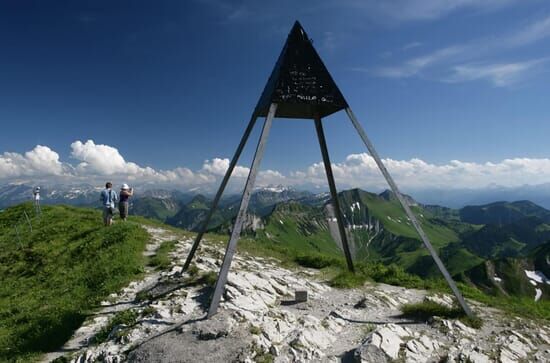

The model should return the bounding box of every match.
[119,184,134,221]
[100,182,118,226]
[33,186,41,215]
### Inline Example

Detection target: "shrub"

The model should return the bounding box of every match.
[400,301,483,329]
[294,254,341,269]
[94,309,139,344]
[330,271,369,288]
[149,240,178,270]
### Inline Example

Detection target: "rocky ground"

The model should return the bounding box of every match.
[43,226,550,363]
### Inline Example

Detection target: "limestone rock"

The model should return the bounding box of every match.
[357,324,411,361]
[192,315,233,340]
[354,343,389,363]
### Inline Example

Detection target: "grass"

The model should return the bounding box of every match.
[0,203,149,362]
[256,203,342,256]
[400,301,483,329]
[249,325,262,335]
[183,270,218,287]
[148,239,178,270]
[94,309,139,344]
[328,261,431,289]
[294,253,342,269]
[401,301,464,321]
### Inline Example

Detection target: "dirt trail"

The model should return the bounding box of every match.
[40,226,182,363]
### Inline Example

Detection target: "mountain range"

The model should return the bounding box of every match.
[1,182,548,302]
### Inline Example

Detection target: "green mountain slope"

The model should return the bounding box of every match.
[459,200,550,225]
[461,216,550,258]
[458,242,550,301]
[337,189,468,273]
[255,201,341,255]
[0,204,149,362]
[240,188,475,278]
[166,195,236,231]
[131,196,182,221]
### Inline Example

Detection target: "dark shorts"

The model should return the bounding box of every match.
[103,207,114,223]
[119,202,129,219]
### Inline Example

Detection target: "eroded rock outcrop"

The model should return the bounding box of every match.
[44,226,550,363]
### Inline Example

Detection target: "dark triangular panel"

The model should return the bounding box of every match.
[255,21,348,119]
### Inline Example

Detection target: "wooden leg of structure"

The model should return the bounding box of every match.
[344,107,474,318]
[314,117,355,273]
[207,103,278,318]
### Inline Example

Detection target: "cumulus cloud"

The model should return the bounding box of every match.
[0,140,250,190]
[200,158,250,178]
[2,141,550,193]
[71,140,137,175]
[0,145,66,179]
[293,153,550,190]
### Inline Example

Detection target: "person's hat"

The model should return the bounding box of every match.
[121,183,130,190]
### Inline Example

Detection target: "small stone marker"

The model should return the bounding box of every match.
[295,290,308,302]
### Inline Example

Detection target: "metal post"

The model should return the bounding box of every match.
[207,103,278,318]
[182,112,259,271]
[345,107,474,318]
[314,117,355,273]
[35,200,41,217]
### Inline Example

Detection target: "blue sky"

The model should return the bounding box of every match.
[1,0,550,193]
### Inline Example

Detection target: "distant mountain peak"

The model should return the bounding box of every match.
[190,194,208,203]
[378,189,418,206]
[257,185,294,193]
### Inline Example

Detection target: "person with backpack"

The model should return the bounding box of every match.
[119,183,134,221]
[100,182,118,226]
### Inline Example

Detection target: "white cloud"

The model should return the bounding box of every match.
[446,59,549,86]
[322,31,337,51]
[0,145,66,179]
[258,169,287,186]
[0,141,251,190]
[200,158,250,178]
[507,15,550,47]
[71,140,133,175]
[361,0,517,22]
[372,45,465,78]
[209,0,519,24]
[369,14,550,84]
[3,141,550,193]
[402,42,423,51]
[290,153,550,190]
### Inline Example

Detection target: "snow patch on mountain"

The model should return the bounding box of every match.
[525,270,550,285]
